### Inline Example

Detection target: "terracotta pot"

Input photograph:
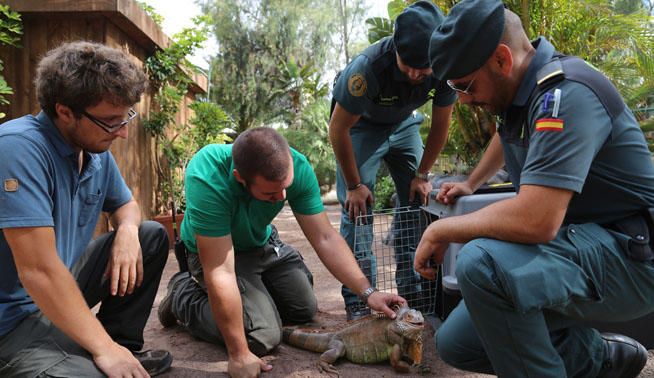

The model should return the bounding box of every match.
[153,213,184,249]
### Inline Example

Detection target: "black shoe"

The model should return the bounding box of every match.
[345,303,371,321]
[157,272,187,328]
[133,349,173,376]
[597,333,647,378]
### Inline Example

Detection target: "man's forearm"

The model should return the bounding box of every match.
[429,185,571,245]
[109,199,141,230]
[466,133,505,190]
[329,104,363,187]
[205,272,251,357]
[19,259,115,356]
[330,126,360,187]
[313,232,370,295]
[417,105,453,174]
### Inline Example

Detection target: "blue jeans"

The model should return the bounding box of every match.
[337,114,429,307]
[437,223,654,377]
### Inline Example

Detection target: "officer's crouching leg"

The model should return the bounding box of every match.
[436,301,494,374]
[436,239,503,374]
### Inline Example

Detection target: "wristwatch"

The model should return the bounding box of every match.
[358,287,378,304]
[415,171,429,181]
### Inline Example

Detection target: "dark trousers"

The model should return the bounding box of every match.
[74,220,169,350]
[437,223,654,377]
[0,221,169,377]
[170,226,316,355]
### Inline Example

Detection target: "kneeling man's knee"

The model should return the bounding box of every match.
[455,239,495,289]
[139,220,170,258]
[247,326,282,356]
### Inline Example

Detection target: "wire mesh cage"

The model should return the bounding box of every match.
[354,206,438,315]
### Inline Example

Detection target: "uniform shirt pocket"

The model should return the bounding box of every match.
[78,192,101,226]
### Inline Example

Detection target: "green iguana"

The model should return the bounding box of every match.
[282,306,425,376]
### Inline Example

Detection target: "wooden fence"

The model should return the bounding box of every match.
[0,0,207,231]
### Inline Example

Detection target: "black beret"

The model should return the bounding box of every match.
[429,0,505,80]
[393,1,445,69]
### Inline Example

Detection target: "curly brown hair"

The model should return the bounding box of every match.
[35,41,147,118]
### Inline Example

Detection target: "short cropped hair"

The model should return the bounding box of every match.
[35,41,147,118]
[232,127,291,183]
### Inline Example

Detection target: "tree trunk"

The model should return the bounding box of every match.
[338,0,350,64]
[520,0,530,31]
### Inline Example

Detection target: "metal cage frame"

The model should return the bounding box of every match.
[354,206,438,315]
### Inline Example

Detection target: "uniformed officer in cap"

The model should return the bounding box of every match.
[329,0,456,320]
[415,0,654,377]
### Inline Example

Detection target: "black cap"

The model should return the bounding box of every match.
[429,0,505,80]
[393,1,445,69]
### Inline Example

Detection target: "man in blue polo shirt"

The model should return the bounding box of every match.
[0,41,171,377]
[329,0,456,320]
[416,1,654,377]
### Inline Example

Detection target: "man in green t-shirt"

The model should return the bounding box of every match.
[158,127,405,377]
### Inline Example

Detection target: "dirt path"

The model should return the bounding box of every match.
[145,204,654,377]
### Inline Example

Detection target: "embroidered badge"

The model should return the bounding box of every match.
[535,118,564,132]
[347,73,367,97]
[4,178,18,192]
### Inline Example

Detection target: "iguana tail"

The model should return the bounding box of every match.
[282,327,335,353]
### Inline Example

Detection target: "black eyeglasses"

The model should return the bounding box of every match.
[81,108,137,133]
[446,70,479,95]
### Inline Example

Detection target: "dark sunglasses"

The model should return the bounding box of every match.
[81,108,137,133]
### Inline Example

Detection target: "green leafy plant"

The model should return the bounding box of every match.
[137,1,164,27]
[201,0,340,134]
[163,100,233,211]
[374,173,396,210]
[0,5,22,117]
[368,0,654,172]
[143,16,221,214]
[282,99,335,192]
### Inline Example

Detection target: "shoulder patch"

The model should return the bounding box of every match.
[535,118,564,132]
[347,73,367,97]
[4,178,18,192]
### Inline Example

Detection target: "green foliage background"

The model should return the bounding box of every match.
[138,0,654,209]
[0,5,22,118]
[368,0,654,168]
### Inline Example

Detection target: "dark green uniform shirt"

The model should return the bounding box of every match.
[332,37,456,125]
[500,37,654,224]
[181,144,324,252]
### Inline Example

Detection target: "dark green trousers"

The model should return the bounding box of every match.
[170,226,316,355]
[437,223,654,377]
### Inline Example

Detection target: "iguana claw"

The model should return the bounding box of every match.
[413,363,431,375]
[318,361,340,377]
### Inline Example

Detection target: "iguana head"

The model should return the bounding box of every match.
[392,305,424,339]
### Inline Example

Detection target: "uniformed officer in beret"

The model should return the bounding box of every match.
[329,0,456,320]
[415,0,654,377]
